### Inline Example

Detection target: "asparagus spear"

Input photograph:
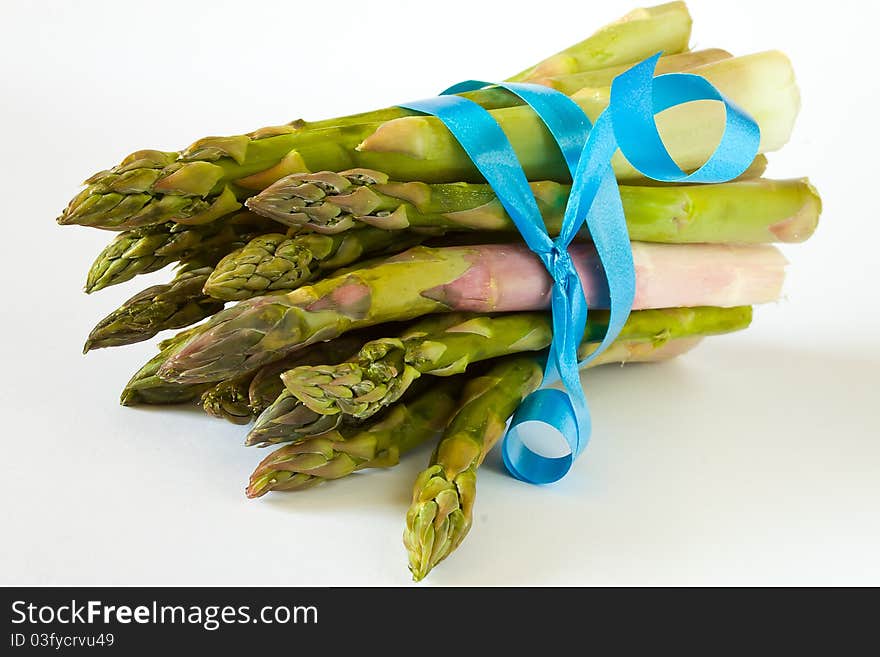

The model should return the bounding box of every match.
[203,227,430,302]
[246,390,344,448]
[404,356,543,580]
[201,375,255,425]
[85,211,273,292]
[246,380,459,497]
[158,242,786,385]
[84,260,223,352]
[57,4,692,231]
[245,335,376,445]
[403,334,709,580]
[119,327,211,406]
[247,334,371,415]
[247,169,820,244]
[284,306,752,420]
[206,329,391,423]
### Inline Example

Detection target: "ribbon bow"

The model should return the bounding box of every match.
[400,53,760,485]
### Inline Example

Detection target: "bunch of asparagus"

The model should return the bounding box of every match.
[58,2,820,580]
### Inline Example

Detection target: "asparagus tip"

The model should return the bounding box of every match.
[83,279,104,294]
[245,477,271,499]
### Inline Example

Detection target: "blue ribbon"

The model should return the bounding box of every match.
[399,54,760,485]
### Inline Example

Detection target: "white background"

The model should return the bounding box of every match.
[1,0,878,586]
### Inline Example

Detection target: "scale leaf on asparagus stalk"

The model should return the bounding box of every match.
[159,242,785,385]
[247,169,820,244]
[283,306,753,421]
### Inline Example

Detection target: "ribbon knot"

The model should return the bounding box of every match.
[400,53,760,484]
[544,243,572,278]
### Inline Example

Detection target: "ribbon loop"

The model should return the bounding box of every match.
[610,54,761,183]
[399,54,760,485]
[502,388,582,485]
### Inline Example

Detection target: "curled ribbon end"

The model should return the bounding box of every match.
[501,388,587,485]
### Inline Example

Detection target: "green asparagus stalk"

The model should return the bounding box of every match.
[201,375,255,425]
[57,4,692,231]
[203,227,430,302]
[84,260,224,352]
[246,380,459,497]
[85,211,273,292]
[247,169,820,244]
[404,356,543,580]
[119,327,211,406]
[284,306,752,420]
[158,241,785,385]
